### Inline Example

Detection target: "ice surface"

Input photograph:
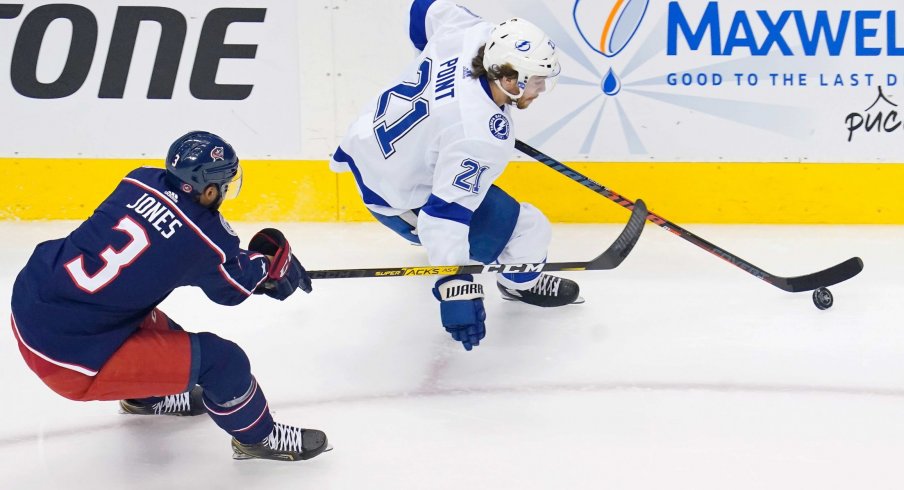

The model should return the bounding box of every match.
[2,221,902,489]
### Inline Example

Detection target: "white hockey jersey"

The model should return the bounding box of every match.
[331,1,516,267]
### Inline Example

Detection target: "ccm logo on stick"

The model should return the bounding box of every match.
[0,4,266,100]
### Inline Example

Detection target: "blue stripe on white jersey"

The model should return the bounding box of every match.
[409,0,438,50]
[421,194,473,226]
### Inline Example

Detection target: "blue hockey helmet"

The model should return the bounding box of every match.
[164,131,243,204]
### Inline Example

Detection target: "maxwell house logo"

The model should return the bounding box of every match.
[573,0,650,96]
[547,1,902,158]
[666,3,904,57]
[573,0,650,58]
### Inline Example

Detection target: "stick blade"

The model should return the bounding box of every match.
[778,257,864,292]
[587,199,648,270]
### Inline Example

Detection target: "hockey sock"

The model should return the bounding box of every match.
[194,332,274,444]
[203,377,273,444]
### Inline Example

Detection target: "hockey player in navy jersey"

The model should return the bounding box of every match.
[10,131,328,462]
[331,0,577,351]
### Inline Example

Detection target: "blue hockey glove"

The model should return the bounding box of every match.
[432,274,486,351]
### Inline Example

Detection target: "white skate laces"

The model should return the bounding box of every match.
[153,391,193,415]
[497,273,582,307]
[265,422,307,453]
[529,274,561,296]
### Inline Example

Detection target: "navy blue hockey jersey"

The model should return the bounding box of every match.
[10,167,270,375]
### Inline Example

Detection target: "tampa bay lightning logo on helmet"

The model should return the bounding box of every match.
[515,40,531,52]
[489,114,510,140]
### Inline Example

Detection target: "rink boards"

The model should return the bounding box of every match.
[2,0,903,223]
[3,157,902,224]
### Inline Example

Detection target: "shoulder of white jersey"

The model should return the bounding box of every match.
[442,132,513,173]
[453,77,515,149]
[409,0,485,51]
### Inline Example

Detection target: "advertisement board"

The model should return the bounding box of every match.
[0,1,304,158]
[453,0,904,162]
[1,0,902,222]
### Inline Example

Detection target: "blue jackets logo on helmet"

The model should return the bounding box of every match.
[210,147,225,161]
[165,131,238,197]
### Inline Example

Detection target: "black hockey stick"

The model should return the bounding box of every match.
[515,139,863,293]
[307,199,647,279]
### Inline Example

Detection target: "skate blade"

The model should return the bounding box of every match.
[232,450,254,460]
[231,445,333,460]
[500,296,586,305]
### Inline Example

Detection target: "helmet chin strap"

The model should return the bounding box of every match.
[494,78,524,101]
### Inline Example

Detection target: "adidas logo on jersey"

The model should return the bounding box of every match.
[164,190,179,203]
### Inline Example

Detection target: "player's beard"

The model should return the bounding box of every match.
[515,96,535,110]
[210,195,224,211]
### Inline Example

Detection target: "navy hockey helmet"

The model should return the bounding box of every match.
[164,131,243,204]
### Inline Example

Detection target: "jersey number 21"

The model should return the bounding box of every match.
[373,58,432,158]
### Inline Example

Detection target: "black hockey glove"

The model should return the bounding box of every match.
[249,228,312,299]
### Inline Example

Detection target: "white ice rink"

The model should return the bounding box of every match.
[2,220,903,489]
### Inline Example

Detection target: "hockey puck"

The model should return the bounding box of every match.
[812,287,833,310]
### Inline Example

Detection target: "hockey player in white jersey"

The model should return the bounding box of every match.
[331,0,577,351]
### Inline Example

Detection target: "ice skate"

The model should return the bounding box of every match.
[231,422,330,462]
[498,273,584,307]
[119,385,206,416]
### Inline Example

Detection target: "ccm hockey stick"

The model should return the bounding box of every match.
[515,139,863,293]
[307,199,647,280]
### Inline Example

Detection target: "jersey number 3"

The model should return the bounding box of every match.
[65,216,151,294]
[373,58,432,158]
